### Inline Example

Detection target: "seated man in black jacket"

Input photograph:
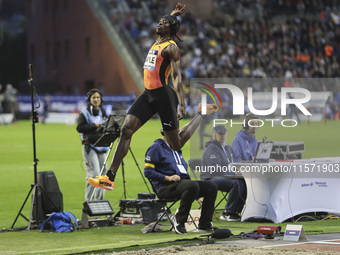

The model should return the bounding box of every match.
[144,130,218,235]
[201,125,246,221]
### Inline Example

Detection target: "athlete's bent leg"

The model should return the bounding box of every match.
[108,114,142,176]
[164,104,218,151]
[88,114,143,189]
[165,114,203,151]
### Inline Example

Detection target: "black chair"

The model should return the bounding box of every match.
[147,179,198,232]
[213,191,229,219]
[150,197,178,232]
[214,191,228,210]
[188,158,201,180]
[188,158,229,219]
[195,190,228,220]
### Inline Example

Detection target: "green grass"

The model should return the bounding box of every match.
[0,119,340,254]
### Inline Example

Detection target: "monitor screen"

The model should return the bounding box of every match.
[255,142,273,161]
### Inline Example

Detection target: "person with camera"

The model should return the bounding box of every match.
[144,130,218,235]
[232,114,259,162]
[201,125,246,221]
[76,88,110,201]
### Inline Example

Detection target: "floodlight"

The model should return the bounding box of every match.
[83,200,114,216]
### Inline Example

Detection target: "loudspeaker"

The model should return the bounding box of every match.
[32,188,45,221]
[33,171,63,220]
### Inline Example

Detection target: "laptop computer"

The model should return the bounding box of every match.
[253,141,274,162]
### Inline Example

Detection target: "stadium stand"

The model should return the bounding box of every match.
[102,0,340,119]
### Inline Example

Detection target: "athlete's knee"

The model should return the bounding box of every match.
[120,123,134,139]
[165,131,182,151]
[120,116,141,139]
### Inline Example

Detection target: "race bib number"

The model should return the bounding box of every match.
[143,49,158,70]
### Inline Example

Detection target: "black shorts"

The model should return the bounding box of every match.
[128,86,179,131]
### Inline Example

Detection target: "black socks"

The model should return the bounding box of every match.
[107,171,116,182]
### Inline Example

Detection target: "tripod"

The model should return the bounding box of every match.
[89,118,151,201]
[11,64,62,233]
[121,147,151,199]
[89,143,151,201]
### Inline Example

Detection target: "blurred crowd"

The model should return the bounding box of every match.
[0,83,18,123]
[107,0,340,118]
[110,0,340,83]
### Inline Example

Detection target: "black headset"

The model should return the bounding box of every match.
[243,113,258,130]
[86,88,103,103]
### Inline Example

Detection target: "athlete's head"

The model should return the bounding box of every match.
[156,15,180,39]
[163,15,180,36]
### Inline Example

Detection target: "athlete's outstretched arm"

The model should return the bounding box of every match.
[170,2,186,17]
[167,44,185,120]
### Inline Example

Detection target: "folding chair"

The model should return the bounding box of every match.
[188,158,202,180]
[194,189,229,220]
[150,197,179,232]
[147,179,198,232]
[188,158,229,219]
[214,191,228,211]
[213,191,229,220]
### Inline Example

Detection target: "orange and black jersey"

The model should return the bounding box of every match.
[143,40,178,90]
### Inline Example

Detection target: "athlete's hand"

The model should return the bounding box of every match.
[177,104,186,120]
[170,2,186,17]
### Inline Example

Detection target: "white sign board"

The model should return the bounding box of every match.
[283,224,307,241]
[176,209,200,232]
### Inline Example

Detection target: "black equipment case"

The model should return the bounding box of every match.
[119,198,166,223]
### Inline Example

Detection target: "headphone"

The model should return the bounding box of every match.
[243,113,258,130]
[86,88,103,103]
